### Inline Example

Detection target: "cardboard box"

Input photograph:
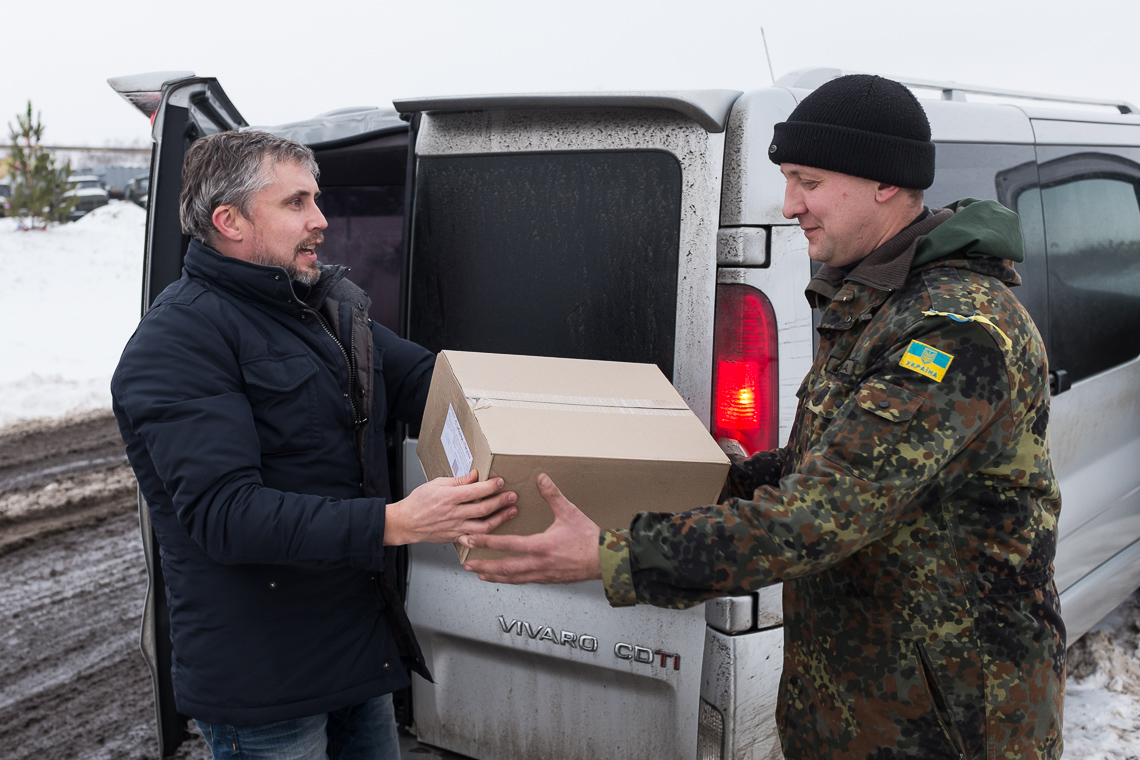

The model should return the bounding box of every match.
[417,351,730,562]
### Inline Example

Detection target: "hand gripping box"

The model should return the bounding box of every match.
[416,351,730,562]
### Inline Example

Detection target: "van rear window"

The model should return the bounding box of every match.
[409,151,682,379]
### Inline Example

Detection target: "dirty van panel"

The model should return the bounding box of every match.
[408,151,683,379]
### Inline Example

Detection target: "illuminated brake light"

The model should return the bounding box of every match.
[712,284,778,456]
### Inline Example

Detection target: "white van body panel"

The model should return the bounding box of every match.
[408,544,708,760]
[1052,356,1140,636]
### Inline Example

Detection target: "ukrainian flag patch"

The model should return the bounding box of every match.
[899,340,954,382]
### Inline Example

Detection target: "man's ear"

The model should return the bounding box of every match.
[874,183,902,204]
[211,205,245,243]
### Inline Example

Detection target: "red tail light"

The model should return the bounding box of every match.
[712,283,778,456]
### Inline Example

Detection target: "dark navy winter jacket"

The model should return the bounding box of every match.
[111,239,434,725]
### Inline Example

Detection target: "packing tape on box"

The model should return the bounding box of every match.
[464,388,691,416]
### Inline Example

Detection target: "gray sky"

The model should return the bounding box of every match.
[5,0,1139,148]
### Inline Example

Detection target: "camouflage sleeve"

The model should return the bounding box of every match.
[599,529,636,606]
[719,448,789,502]
[616,317,1019,610]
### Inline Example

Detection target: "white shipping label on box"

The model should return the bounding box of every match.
[441,403,473,477]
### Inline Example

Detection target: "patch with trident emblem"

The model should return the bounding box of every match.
[899,339,954,382]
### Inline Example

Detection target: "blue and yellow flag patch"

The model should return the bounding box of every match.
[899,340,954,382]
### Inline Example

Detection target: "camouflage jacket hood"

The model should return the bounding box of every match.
[600,199,1064,759]
[913,197,1025,267]
[807,198,1025,310]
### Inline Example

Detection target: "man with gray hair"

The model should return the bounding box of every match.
[112,130,517,759]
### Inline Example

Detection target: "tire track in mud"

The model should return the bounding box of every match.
[0,413,210,759]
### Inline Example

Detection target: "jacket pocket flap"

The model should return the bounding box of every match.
[241,355,319,392]
[855,379,923,422]
[805,379,847,419]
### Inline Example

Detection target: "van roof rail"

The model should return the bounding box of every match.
[775,68,1137,115]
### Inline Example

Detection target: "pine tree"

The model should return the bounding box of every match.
[7,101,74,228]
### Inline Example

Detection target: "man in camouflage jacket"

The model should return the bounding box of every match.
[462,75,1064,759]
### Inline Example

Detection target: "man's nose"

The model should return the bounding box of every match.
[782,186,804,220]
[310,205,328,231]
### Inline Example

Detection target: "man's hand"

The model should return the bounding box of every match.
[384,471,517,546]
[460,474,602,584]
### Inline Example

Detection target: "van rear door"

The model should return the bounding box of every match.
[395,92,739,760]
[108,72,246,758]
[109,73,247,308]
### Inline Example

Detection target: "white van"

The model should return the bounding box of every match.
[111,68,1140,759]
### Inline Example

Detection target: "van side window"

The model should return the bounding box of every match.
[929,143,1048,340]
[1035,150,1140,383]
[1011,185,1048,347]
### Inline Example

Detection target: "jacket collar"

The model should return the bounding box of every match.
[183,239,349,313]
[805,208,953,308]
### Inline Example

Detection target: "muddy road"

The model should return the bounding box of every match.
[0,413,463,760]
[0,411,210,759]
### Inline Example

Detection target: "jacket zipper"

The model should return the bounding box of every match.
[310,307,362,427]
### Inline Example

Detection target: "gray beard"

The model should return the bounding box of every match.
[290,260,322,286]
[248,250,321,286]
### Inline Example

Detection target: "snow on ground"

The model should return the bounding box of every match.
[0,203,1136,755]
[0,202,146,428]
[1066,590,1140,759]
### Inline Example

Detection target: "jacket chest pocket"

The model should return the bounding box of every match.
[818,378,924,481]
[802,376,849,419]
[241,354,322,455]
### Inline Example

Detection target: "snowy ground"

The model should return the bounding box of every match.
[0,202,146,428]
[1,204,1137,756]
[1065,591,1140,759]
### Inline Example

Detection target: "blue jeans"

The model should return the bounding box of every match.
[195,694,400,760]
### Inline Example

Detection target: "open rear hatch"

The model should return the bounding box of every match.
[396,92,739,760]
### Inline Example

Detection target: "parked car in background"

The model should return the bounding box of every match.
[65,174,110,220]
[111,69,1140,760]
[0,179,10,215]
[125,174,149,208]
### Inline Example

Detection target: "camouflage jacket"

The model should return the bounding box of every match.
[600,200,1064,759]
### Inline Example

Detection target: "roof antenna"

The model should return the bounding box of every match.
[761,28,776,84]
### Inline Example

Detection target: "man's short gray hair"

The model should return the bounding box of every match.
[179,130,320,244]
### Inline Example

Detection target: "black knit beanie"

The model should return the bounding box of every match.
[768,74,935,189]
